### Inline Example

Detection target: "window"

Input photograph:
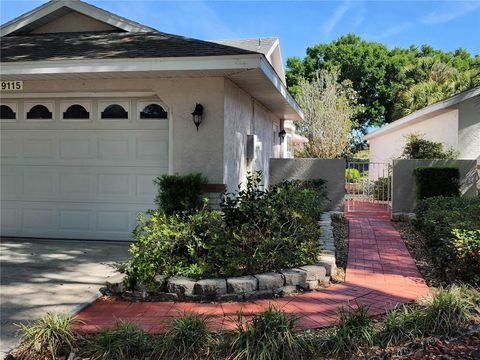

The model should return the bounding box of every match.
[101,104,128,119]
[26,104,52,119]
[63,104,89,119]
[140,104,167,119]
[0,105,16,120]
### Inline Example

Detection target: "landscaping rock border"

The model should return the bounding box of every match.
[106,212,338,302]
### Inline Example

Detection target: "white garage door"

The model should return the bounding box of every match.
[1,96,169,240]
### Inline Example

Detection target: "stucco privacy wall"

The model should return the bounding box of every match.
[369,110,459,164]
[17,78,225,184]
[223,79,280,191]
[269,158,345,211]
[458,96,480,161]
[392,159,478,213]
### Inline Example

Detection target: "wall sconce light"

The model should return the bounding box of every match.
[191,103,204,131]
[278,129,286,140]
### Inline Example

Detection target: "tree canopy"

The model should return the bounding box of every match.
[287,34,479,135]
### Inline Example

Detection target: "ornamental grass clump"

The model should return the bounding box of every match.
[155,313,215,360]
[14,312,81,360]
[323,304,373,356]
[377,305,425,347]
[227,305,312,360]
[90,320,150,360]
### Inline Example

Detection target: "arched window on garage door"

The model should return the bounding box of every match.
[26,104,52,120]
[0,105,16,120]
[63,104,90,119]
[101,104,129,119]
[140,103,168,119]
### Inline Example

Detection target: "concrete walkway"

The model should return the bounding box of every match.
[75,205,430,333]
[0,238,130,356]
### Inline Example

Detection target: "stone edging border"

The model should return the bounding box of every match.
[105,212,339,302]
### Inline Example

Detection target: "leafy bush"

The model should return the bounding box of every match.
[123,172,326,287]
[413,166,460,200]
[156,313,215,360]
[323,304,373,356]
[372,176,391,201]
[90,320,149,360]
[415,196,480,284]
[154,173,207,215]
[402,133,457,159]
[228,305,312,360]
[345,168,360,183]
[14,313,80,360]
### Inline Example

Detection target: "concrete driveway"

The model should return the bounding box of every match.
[0,237,130,357]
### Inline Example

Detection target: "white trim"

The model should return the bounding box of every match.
[0,92,156,99]
[98,100,131,121]
[0,0,154,37]
[0,55,263,76]
[365,86,480,140]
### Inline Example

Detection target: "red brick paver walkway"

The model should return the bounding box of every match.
[75,203,429,333]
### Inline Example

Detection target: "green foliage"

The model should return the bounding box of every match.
[323,304,373,356]
[90,321,149,360]
[293,69,356,158]
[402,133,457,160]
[378,305,424,347]
[156,313,215,360]
[123,172,326,288]
[14,313,80,360]
[414,166,460,200]
[286,34,479,136]
[345,168,360,183]
[228,305,311,360]
[415,196,480,284]
[372,176,391,201]
[154,173,207,215]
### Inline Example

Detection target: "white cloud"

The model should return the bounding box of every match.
[421,1,480,25]
[322,1,352,36]
[370,22,412,40]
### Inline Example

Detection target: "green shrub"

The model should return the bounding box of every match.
[372,176,391,201]
[154,173,207,215]
[345,168,360,183]
[377,305,424,347]
[228,305,312,360]
[323,304,373,356]
[123,172,326,287]
[402,133,457,159]
[415,196,480,284]
[413,166,460,200]
[14,313,80,360]
[91,320,149,360]
[155,313,215,360]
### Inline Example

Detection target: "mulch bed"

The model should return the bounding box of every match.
[332,217,348,283]
[392,221,448,288]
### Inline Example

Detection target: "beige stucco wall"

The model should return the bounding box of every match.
[458,96,480,161]
[18,77,225,183]
[31,11,117,33]
[223,79,281,191]
[369,109,459,164]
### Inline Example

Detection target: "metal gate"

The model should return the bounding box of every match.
[345,161,392,213]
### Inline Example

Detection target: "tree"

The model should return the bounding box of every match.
[287,34,479,136]
[294,69,356,158]
[401,133,457,159]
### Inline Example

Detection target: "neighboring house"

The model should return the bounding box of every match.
[365,86,480,164]
[283,120,308,158]
[0,0,302,241]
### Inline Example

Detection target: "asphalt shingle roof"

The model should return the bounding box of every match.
[211,38,278,56]
[0,31,258,62]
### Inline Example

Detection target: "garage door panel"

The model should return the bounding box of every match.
[1,97,169,241]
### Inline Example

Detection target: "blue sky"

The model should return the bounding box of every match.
[1,0,479,62]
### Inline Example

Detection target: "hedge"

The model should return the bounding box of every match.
[413,166,460,200]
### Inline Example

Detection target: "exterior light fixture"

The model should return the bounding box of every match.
[278,129,286,140]
[191,103,203,131]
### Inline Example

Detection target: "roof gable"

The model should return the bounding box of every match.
[1,0,155,37]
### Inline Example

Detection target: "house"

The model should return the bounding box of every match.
[0,0,303,241]
[365,86,480,164]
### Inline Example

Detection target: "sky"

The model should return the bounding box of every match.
[1,0,479,63]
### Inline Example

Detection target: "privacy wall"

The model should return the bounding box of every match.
[392,159,478,213]
[269,158,345,211]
